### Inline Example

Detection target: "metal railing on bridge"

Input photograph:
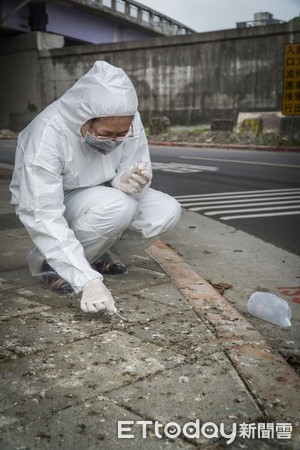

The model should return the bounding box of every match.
[76,0,195,36]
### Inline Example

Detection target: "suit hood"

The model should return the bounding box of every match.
[58,61,138,134]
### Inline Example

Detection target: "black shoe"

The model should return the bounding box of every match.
[41,260,75,295]
[92,252,127,275]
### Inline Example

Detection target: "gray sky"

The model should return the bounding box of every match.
[138,0,300,32]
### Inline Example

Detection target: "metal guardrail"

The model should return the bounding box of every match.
[82,0,195,35]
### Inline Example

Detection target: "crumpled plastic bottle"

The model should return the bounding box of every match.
[247,292,292,327]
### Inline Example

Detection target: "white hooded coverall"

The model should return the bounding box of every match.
[10,61,181,294]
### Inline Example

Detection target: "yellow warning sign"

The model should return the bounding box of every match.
[282,43,300,115]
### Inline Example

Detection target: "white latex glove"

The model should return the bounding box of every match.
[80,278,117,314]
[118,163,152,194]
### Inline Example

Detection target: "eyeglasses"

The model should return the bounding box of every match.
[89,124,134,141]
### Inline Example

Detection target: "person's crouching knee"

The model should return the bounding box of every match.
[166,197,181,231]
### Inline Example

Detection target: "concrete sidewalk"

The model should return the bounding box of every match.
[0,166,299,450]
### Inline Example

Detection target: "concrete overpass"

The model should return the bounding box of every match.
[0,0,195,45]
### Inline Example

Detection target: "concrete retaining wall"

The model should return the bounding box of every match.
[1,22,300,130]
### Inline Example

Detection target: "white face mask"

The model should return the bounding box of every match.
[83,131,123,155]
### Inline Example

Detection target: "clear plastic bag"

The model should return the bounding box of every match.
[27,246,45,277]
[247,292,292,327]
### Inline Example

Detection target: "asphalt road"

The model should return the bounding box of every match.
[0,139,16,165]
[1,139,300,256]
[149,145,300,256]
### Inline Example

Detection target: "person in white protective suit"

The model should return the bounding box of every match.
[10,61,181,314]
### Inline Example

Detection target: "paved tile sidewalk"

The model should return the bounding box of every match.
[0,170,299,449]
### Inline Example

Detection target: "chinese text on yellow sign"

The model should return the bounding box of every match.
[282,43,300,116]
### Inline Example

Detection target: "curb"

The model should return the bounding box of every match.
[148,140,300,152]
[1,137,300,152]
[147,240,300,428]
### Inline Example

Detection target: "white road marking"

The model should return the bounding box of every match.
[0,163,14,170]
[175,188,300,220]
[151,162,218,173]
[221,211,300,220]
[180,156,300,169]
[205,204,300,216]
[189,199,300,212]
[181,195,300,207]
[175,188,300,199]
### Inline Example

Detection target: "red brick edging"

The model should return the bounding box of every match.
[147,240,300,428]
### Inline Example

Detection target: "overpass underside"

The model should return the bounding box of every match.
[0,0,194,45]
